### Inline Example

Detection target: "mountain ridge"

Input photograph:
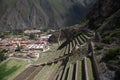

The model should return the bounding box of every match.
[0,0,97,30]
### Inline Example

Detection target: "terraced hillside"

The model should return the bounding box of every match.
[12,43,97,80]
[13,30,95,80]
[13,50,95,80]
[14,65,43,80]
[0,58,27,80]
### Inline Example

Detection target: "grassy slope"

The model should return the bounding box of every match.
[34,44,63,64]
[29,44,62,79]
[0,58,27,80]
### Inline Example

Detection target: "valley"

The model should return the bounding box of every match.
[0,0,120,80]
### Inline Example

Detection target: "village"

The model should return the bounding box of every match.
[0,29,52,59]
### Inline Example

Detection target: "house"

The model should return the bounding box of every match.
[38,34,52,41]
[24,30,41,34]
[26,43,48,51]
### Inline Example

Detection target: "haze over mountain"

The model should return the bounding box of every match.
[0,0,97,30]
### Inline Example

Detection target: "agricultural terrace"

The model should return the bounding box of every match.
[0,58,27,80]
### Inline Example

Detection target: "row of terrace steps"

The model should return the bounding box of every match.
[54,60,81,80]
[13,65,43,80]
[13,50,94,80]
[53,57,94,80]
[13,52,71,80]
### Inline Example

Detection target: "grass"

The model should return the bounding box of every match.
[34,44,63,64]
[94,43,103,50]
[0,58,27,80]
[77,60,82,80]
[86,58,94,80]
[102,47,120,62]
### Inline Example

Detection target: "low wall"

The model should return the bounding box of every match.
[88,41,101,80]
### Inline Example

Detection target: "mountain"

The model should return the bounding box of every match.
[0,0,97,30]
[87,0,120,30]
[85,0,120,80]
[49,0,120,80]
[85,0,120,44]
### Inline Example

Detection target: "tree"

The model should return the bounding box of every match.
[15,45,22,52]
[29,34,36,40]
[0,49,8,62]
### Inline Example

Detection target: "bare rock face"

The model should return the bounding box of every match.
[0,0,96,30]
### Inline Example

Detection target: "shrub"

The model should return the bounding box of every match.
[0,49,8,62]
[29,34,36,40]
[102,47,120,62]
[95,43,103,50]
[102,36,113,44]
